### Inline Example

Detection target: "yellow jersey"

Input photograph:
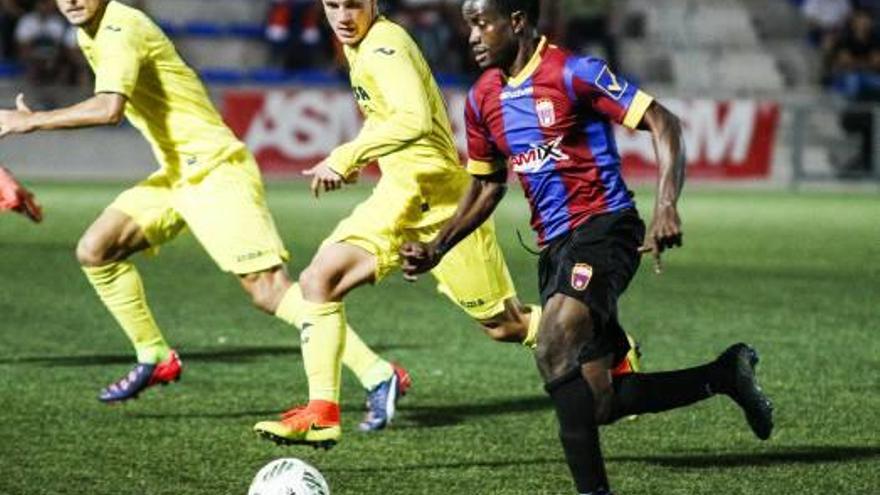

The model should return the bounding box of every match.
[77,1,244,184]
[328,17,470,228]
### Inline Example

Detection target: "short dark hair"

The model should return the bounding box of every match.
[491,0,540,25]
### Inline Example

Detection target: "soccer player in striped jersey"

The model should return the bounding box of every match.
[401,0,775,493]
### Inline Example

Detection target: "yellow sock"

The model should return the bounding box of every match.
[299,300,346,403]
[522,304,542,349]
[82,261,171,364]
[343,328,393,390]
[276,284,392,390]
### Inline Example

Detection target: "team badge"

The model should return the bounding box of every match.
[536,98,556,127]
[595,65,628,100]
[571,263,593,291]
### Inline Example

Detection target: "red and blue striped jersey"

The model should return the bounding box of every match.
[465,37,654,245]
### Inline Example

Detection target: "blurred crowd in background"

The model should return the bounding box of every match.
[0,0,624,86]
[794,0,880,173]
[0,0,876,87]
[0,0,878,172]
[262,0,621,78]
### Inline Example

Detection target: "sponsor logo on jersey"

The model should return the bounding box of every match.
[105,25,122,32]
[374,47,396,55]
[352,86,371,102]
[459,298,486,309]
[595,65,627,100]
[571,263,593,291]
[536,98,556,127]
[508,135,570,174]
[236,250,266,263]
[301,322,313,344]
[500,86,535,100]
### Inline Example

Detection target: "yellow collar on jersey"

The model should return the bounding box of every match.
[507,36,548,88]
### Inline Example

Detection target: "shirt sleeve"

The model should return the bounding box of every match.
[568,56,654,130]
[327,42,433,178]
[464,88,504,176]
[92,22,144,98]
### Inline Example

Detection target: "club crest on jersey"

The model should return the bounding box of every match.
[535,98,556,127]
[508,135,570,174]
[571,263,593,291]
[595,65,628,100]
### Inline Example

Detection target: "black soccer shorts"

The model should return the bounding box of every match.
[537,209,646,366]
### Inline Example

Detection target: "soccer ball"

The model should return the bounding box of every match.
[247,458,330,495]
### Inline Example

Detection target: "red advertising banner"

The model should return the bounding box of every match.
[223,89,779,180]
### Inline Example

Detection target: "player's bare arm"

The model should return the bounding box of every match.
[400,168,507,278]
[638,101,686,273]
[0,92,125,137]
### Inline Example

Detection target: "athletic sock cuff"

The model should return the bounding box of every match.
[544,367,584,394]
[82,261,130,283]
[301,300,343,317]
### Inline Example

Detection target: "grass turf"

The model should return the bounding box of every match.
[0,181,877,495]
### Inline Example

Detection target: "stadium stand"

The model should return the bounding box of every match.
[0,0,876,182]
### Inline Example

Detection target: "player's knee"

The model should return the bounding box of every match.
[297,266,332,302]
[535,308,593,382]
[76,234,110,267]
[534,319,575,381]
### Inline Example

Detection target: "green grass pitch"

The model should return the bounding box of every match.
[0,181,877,495]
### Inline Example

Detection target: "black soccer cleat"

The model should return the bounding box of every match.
[716,343,774,440]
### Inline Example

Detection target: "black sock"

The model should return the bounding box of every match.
[609,363,722,422]
[546,372,609,494]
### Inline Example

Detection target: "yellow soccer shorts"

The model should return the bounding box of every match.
[323,196,517,322]
[107,149,289,274]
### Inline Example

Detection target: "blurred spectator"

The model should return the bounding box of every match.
[830,8,880,99]
[265,0,334,71]
[378,0,403,17]
[852,0,880,19]
[397,1,459,75]
[0,0,33,61]
[547,0,619,69]
[802,0,851,49]
[831,8,880,174]
[14,0,72,84]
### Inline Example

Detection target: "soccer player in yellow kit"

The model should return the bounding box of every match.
[252,0,554,447]
[0,0,413,418]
